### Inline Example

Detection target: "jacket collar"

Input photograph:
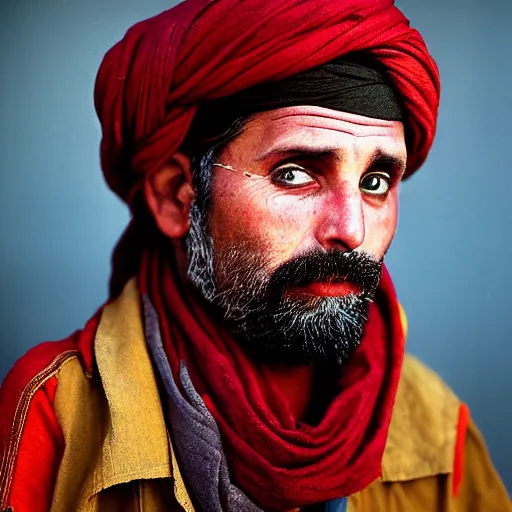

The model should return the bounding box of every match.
[88,278,458,501]
[90,279,172,495]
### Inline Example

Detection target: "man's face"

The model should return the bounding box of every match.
[186,106,406,366]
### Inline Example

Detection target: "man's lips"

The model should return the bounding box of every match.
[289,281,360,297]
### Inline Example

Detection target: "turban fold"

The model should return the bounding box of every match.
[185,55,405,147]
[94,0,440,205]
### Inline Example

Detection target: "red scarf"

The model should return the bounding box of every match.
[139,250,404,510]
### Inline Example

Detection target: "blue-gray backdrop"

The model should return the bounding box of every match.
[1,0,511,493]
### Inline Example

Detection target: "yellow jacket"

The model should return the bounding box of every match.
[1,279,510,511]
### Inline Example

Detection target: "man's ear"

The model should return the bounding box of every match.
[144,152,195,239]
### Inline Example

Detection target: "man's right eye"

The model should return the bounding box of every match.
[271,164,315,187]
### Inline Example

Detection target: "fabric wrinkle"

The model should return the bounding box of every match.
[143,293,261,512]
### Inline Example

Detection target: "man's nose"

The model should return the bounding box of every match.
[315,185,365,251]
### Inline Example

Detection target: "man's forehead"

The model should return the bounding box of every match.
[232,106,407,162]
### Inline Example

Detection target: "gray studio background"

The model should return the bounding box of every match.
[1,0,511,492]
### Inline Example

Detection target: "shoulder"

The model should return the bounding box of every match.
[382,353,461,481]
[383,355,511,507]
[456,417,512,509]
[0,311,101,511]
[352,355,512,511]
[383,305,506,499]
[0,337,82,456]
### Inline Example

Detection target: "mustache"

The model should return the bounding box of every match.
[267,249,383,299]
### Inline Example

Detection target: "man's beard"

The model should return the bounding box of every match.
[185,201,383,366]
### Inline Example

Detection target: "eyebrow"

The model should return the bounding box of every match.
[255,145,407,174]
[368,149,407,175]
[254,145,336,163]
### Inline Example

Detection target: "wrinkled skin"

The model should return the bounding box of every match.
[210,106,406,277]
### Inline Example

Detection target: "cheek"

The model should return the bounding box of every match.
[210,177,316,265]
[364,193,399,257]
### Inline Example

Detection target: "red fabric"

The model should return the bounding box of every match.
[0,313,101,510]
[0,340,74,464]
[140,250,405,510]
[453,402,470,497]
[95,0,440,205]
[0,340,73,510]
[7,378,64,512]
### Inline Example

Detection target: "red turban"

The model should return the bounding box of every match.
[94,0,440,205]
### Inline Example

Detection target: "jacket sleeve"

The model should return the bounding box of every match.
[0,340,78,512]
[454,418,512,511]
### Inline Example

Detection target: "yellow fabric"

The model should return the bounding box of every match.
[449,419,512,511]
[52,279,172,511]
[51,356,107,512]
[398,302,408,339]
[92,278,171,494]
[348,419,512,511]
[381,354,460,481]
[51,278,510,511]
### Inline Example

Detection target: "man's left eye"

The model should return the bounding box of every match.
[360,173,392,196]
[271,164,315,187]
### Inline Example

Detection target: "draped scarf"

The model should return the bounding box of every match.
[139,249,404,510]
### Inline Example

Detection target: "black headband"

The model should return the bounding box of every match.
[185,53,404,148]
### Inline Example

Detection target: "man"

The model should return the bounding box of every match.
[0,0,510,510]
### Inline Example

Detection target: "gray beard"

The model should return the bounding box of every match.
[185,198,379,366]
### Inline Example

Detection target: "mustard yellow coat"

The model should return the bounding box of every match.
[8,280,512,511]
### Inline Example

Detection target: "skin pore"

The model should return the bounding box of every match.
[144,105,406,421]
[210,106,405,265]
